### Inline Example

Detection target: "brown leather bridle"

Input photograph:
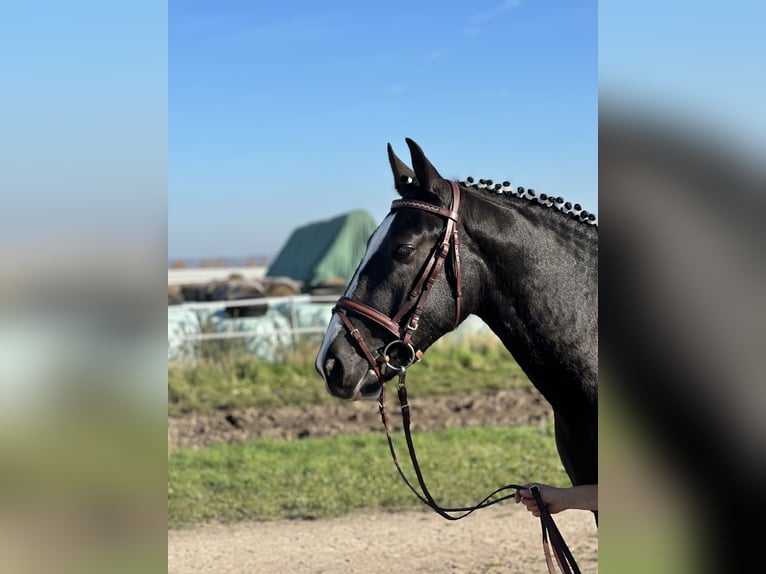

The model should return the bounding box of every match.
[333,180,463,380]
[330,180,582,574]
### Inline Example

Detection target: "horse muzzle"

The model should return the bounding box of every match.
[317,354,383,401]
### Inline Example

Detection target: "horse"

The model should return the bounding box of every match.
[315,138,598,495]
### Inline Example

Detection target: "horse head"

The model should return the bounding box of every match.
[316,139,470,400]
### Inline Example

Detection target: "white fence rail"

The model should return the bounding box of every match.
[174,295,338,341]
[168,293,496,362]
[168,266,269,286]
[168,294,338,361]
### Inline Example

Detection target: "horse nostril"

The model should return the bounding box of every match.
[324,358,343,382]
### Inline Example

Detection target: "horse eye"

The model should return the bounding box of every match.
[394,244,415,260]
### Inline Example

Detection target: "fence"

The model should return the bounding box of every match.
[167,266,268,286]
[168,293,497,363]
[168,294,338,362]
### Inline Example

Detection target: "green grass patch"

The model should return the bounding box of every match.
[168,355,329,415]
[168,339,528,416]
[168,423,567,528]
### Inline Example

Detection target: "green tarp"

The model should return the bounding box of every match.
[266,210,378,288]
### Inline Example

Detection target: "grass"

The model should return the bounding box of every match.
[168,355,327,415]
[168,423,567,528]
[167,334,554,529]
[168,336,529,416]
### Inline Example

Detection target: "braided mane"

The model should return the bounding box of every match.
[459,176,598,228]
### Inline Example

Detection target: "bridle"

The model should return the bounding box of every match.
[333,180,463,379]
[331,180,582,574]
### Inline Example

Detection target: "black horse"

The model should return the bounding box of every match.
[316,138,597,491]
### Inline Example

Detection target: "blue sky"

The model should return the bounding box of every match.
[170,0,598,261]
[600,1,766,153]
[2,2,166,261]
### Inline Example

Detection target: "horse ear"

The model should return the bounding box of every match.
[405,138,449,203]
[387,143,417,196]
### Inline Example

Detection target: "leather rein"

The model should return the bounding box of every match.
[332,181,581,574]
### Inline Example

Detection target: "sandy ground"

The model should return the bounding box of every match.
[168,504,597,574]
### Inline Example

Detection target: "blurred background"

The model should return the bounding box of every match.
[1,0,763,573]
[2,1,167,573]
[599,2,765,572]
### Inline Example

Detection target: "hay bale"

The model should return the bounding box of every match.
[265,277,301,297]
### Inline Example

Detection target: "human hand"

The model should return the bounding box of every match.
[514,483,598,516]
[514,484,569,516]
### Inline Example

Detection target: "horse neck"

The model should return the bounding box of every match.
[462,194,598,409]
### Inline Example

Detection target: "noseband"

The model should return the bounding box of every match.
[332,180,463,380]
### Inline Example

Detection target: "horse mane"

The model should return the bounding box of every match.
[458,177,598,230]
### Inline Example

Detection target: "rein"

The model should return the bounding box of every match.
[381,372,581,574]
[332,181,581,574]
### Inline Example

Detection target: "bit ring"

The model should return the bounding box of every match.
[382,340,417,372]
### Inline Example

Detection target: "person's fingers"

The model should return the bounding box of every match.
[517,483,557,518]
[515,484,534,502]
[516,485,535,497]
[524,504,540,516]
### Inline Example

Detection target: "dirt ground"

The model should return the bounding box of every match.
[168,387,598,572]
[168,387,553,449]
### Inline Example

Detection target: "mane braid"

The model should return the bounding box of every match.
[459,176,598,228]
